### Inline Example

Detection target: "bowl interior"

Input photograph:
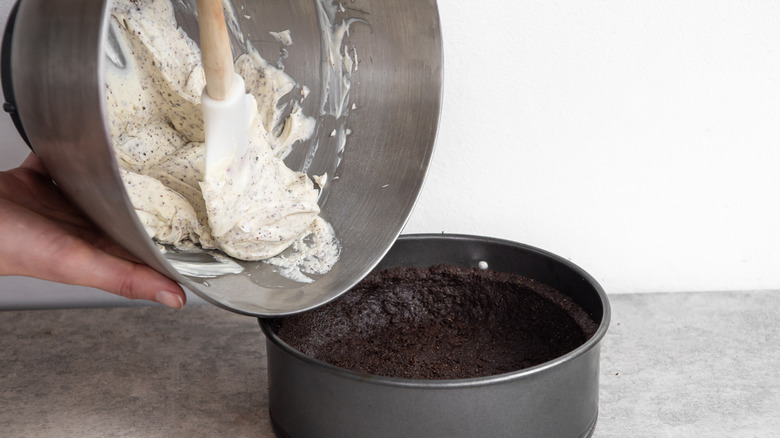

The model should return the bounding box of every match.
[146,0,443,315]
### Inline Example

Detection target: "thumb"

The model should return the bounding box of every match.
[96,260,187,310]
[53,238,187,309]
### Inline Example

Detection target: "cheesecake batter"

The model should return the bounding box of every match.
[105,0,338,278]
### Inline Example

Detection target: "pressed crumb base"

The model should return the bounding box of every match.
[272,265,598,380]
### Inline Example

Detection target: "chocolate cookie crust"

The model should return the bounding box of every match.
[271,265,599,380]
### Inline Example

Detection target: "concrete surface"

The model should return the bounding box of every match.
[1,291,779,437]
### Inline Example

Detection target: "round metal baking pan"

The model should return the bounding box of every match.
[259,234,611,438]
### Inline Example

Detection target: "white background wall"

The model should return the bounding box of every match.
[2,0,779,308]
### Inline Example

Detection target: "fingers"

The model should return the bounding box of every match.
[2,154,145,264]
[0,200,186,309]
[0,158,95,229]
[3,154,187,309]
[89,233,146,263]
[52,219,145,264]
[19,152,47,174]
[50,236,187,309]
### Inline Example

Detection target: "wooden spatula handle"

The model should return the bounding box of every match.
[196,0,234,100]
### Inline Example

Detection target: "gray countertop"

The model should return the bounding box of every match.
[2,291,780,437]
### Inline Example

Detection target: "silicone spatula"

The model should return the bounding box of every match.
[196,0,254,178]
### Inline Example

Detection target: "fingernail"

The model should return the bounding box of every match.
[156,291,184,310]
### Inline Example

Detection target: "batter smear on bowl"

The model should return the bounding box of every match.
[273,265,599,380]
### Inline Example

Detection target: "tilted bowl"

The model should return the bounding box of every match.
[2,0,442,315]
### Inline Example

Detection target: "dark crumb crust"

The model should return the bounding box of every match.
[271,264,599,380]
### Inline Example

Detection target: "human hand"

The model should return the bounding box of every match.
[0,152,186,309]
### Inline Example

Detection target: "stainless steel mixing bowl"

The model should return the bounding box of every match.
[2,0,442,315]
